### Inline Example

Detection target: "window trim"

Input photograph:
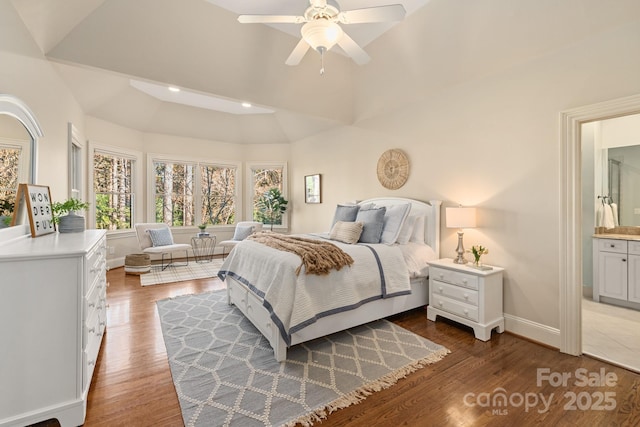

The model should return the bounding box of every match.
[147,153,242,227]
[89,141,143,231]
[246,161,288,230]
[68,123,83,201]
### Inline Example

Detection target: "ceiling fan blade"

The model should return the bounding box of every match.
[238,15,305,24]
[337,33,371,65]
[285,39,311,66]
[338,4,406,24]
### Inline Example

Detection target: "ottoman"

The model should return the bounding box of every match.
[125,253,151,275]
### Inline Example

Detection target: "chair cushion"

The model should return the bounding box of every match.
[148,227,174,247]
[233,224,255,241]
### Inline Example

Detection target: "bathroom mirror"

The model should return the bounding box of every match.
[0,94,43,235]
[605,145,640,226]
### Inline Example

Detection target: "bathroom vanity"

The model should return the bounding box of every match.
[593,234,640,310]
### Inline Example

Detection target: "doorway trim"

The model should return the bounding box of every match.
[560,93,640,355]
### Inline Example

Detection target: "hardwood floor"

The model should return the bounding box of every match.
[81,265,640,426]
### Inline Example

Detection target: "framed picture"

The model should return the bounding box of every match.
[305,174,321,204]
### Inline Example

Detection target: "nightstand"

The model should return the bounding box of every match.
[427,258,504,340]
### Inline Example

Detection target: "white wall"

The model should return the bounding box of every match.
[290,1,640,346]
[0,1,86,203]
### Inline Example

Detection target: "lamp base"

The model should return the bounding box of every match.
[453,230,468,264]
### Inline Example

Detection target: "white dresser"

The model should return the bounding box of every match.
[427,258,504,341]
[0,230,107,427]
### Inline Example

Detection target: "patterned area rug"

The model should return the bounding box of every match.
[140,260,224,286]
[157,290,449,427]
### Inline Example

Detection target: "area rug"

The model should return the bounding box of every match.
[140,259,224,286]
[157,290,449,427]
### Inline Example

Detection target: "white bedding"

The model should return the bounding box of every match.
[217,234,412,345]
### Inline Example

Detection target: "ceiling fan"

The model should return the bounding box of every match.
[237,0,406,73]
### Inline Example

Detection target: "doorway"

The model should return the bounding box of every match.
[559,93,640,361]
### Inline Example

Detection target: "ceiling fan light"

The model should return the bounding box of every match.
[301,20,343,52]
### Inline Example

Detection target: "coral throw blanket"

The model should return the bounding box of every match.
[247,232,354,275]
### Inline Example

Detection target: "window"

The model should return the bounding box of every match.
[247,162,288,228]
[68,123,83,201]
[151,155,239,227]
[93,150,135,230]
[200,164,237,225]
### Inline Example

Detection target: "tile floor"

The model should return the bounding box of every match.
[582,297,640,373]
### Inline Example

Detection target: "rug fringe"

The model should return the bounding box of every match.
[285,347,450,427]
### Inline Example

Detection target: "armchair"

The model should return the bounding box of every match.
[134,223,192,271]
[218,221,263,259]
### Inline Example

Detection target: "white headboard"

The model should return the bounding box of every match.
[357,197,442,257]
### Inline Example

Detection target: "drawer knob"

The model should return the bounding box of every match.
[464,293,469,300]
[462,279,468,284]
[438,301,443,306]
[438,286,443,293]
[610,244,615,248]
[88,359,95,366]
[439,273,444,279]
[88,326,96,334]
[464,309,469,315]
[88,302,95,308]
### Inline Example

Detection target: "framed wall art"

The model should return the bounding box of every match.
[305,174,321,204]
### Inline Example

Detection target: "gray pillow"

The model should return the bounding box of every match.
[356,206,386,243]
[148,227,174,247]
[233,224,255,241]
[331,204,360,227]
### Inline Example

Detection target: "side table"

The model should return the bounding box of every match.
[191,234,216,263]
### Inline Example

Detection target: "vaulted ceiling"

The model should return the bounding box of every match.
[10,0,428,144]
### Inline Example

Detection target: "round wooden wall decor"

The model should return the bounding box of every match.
[377,149,409,190]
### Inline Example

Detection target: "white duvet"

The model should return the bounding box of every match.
[217,235,411,345]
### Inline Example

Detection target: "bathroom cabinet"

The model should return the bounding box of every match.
[593,236,640,307]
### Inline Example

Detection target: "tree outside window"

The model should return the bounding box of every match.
[93,152,133,230]
[200,165,236,225]
[154,161,194,226]
[252,167,284,225]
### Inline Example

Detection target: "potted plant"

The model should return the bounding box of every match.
[0,199,14,228]
[197,223,209,237]
[52,198,90,233]
[256,188,288,231]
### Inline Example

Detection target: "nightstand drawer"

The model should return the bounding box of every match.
[431,280,479,306]
[431,295,479,322]
[429,267,479,290]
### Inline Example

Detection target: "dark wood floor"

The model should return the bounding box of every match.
[80,265,640,426]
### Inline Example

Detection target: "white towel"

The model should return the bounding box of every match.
[596,203,604,228]
[610,203,619,227]
[603,203,615,229]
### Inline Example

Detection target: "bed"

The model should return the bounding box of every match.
[217,197,442,361]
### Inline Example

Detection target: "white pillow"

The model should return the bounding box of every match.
[380,203,411,245]
[329,221,364,244]
[410,215,426,244]
[399,242,437,278]
[396,215,417,245]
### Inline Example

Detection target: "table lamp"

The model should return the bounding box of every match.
[446,206,477,264]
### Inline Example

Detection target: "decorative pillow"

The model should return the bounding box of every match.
[331,204,360,227]
[396,215,417,245]
[329,221,364,244]
[410,215,426,244]
[233,225,255,241]
[380,203,411,245]
[147,227,174,247]
[356,206,386,243]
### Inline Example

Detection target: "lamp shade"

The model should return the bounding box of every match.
[446,207,477,229]
[301,19,344,52]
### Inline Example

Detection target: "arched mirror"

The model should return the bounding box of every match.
[0,94,43,236]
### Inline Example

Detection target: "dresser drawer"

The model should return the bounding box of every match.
[598,238,627,254]
[430,267,478,290]
[430,295,479,322]
[228,280,248,310]
[246,292,275,342]
[87,243,106,290]
[431,280,479,306]
[84,276,106,318]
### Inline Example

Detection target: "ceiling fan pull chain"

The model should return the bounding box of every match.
[320,48,325,75]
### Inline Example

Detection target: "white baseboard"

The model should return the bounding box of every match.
[107,257,125,270]
[504,313,560,349]
[582,285,593,299]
